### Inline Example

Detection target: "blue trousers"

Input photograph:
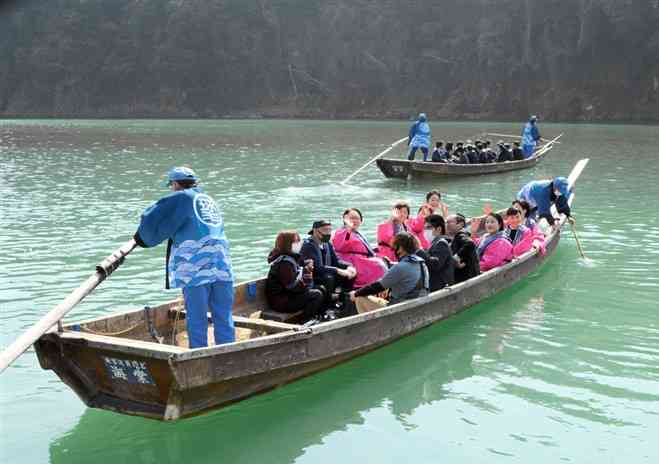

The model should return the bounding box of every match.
[522,143,535,158]
[182,280,235,348]
[408,146,429,161]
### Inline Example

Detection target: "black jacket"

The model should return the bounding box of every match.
[300,237,350,285]
[416,236,455,291]
[449,231,480,283]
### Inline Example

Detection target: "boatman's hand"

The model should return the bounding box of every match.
[567,216,576,225]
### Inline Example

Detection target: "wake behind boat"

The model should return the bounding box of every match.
[29,159,588,421]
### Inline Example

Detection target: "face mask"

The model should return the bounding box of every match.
[424,229,434,243]
[291,241,302,254]
[554,189,562,197]
[320,233,331,243]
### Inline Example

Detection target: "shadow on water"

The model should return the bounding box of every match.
[49,261,589,464]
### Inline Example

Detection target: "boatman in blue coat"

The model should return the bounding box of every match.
[517,176,575,227]
[407,113,431,161]
[134,167,235,348]
[520,115,542,158]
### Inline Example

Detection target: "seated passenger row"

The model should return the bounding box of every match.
[264,190,549,324]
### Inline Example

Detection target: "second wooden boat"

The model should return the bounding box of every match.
[376,135,561,179]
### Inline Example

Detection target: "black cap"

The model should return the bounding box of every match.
[308,220,331,235]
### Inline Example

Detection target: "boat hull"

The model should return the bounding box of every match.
[376,148,549,179]
[35,230,559,420]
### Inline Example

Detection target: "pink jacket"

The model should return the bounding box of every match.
[332,228,386,288]
[406,214,431,249]
[376,221,407,262]
[509,227,546,257]
[473,234,513,272]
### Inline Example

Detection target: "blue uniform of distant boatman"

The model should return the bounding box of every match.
[134,167,235,348]
[521,115,541,158]
[407,113,431,161]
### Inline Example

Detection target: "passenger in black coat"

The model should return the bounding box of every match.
[445,214,480,283]
[415,215,454,291]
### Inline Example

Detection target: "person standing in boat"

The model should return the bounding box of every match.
[407,113,431,161]
[445,214,480,283]
[516,176,573,227]
[134,167,235,348]
[521,115,542,158]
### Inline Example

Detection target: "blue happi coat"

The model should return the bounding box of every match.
[408,115,431,149]
[521,121,540,158]
[517,179,570,218]
[137,187,233,289]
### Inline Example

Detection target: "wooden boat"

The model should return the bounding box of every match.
[33,159,587,421]
[375,135,561,179]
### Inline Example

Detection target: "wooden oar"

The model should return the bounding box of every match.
[570,221,588,259]
[485,132,562,144]
[340,136,408,185]
[0,239,137,374]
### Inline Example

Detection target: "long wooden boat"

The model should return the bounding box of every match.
[34,159,587,421]
[375,135,561,179]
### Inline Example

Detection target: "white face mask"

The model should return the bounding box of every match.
[291,241,302,254]
[423,229,435,243]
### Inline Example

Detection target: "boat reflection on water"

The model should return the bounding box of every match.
[49,281,554,464]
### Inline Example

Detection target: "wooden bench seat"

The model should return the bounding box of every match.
[259,309,305,324]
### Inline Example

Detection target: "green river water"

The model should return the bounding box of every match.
[0,120,657,463]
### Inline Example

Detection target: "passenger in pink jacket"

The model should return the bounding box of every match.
[471,212,513,272]
[512,199,538,233]
[407,204,433,250]
[376,201,411,262]
[504,207,546,257]
[333,208,387,288]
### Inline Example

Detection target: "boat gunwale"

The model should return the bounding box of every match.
[46,225,558,363]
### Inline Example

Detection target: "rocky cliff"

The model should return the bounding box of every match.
[1,0,658,121]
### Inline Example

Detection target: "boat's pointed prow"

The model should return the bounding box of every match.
[567,158,589,190]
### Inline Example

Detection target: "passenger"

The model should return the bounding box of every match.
[446,214,480,283]
[478,142,490,163]
[332,208,387,288]
[512,199,537,231]
[376,201,410,262]
[301,220,357,303]
[407,204,433,250]
[504,207,546,257]
[265,231,325,321]
[517,176,573,226]
[512,141,524,161]
[445,142,454,160]
[521,115,542,158]
[471,213,513,272]
[416,215,455,291]
[497,141,513,162]
[134,166,234,348]
[349,232,429,313]
[431,141,449,163]
[407,113,431,161]
[425,189,449,218]
[467,145,480,164]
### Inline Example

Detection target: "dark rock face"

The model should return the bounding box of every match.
[1,0,657,121]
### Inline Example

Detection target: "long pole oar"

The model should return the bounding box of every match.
[569,221,588,259]
[340,136,408,185]
[484,132,562,144]
[0,239,137,374]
